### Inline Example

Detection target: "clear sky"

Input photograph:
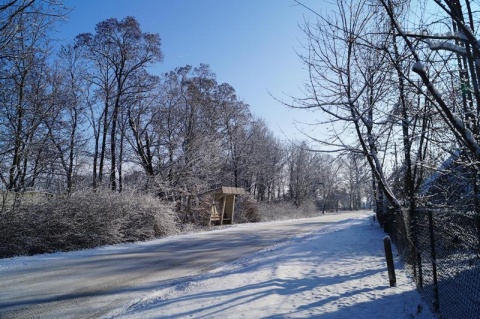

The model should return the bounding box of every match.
[57,0,327,141]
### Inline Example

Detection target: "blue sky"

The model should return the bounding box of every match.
[58,0,326,140]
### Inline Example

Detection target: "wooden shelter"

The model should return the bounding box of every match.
[206,187,246,225]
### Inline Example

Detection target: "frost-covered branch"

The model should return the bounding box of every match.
[380,0,480,160]
[428,41,466,56]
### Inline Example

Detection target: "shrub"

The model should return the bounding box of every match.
[0,190,178,258]
[186,197,213,226]
[257,200,320,222]
[234,195,261,223]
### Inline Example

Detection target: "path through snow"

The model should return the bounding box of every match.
[109,212,435,319]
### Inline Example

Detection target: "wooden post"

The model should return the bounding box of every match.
[219,195,226,225]
[230,194,236,224]
[224,194,234,224]
[383,236,396,287]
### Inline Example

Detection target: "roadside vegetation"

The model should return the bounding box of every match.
[0,1,369,258]
[0,189,334,258]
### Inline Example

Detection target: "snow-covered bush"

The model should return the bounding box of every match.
[0,190,179,258]
[234,195,261,223]
[258,200,320,222]
[184,197,213,226]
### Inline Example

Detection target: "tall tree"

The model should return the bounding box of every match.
[0,0,32,60]
[377,0,480,242]
[0,1,64,191]
[75,16,163,191]
[295,0,401,211]
[45,44,88,194]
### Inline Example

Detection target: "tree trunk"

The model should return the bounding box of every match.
[99,101,109,185]
[110,102,118,191]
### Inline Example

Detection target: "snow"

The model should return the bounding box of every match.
[428,41,466,55]
[450,114,480,156]
[105,212,435,319]
[456,32,468,41]
[412,61,425,74]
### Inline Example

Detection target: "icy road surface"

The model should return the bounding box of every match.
[0,211,364,318]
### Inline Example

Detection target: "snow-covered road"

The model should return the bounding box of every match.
[0,211,365,319]
[112,211,435,319]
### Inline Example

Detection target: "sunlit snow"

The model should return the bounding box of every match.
[107,212,435,319]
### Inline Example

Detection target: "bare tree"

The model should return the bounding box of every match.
[0,1,64,191]
[342,152,369,210]
[75,16,163,191]
[295,0,402,212]
[309,154,342,212]
[376,0,480,242]
[0,0,34,51]
[45,44,88,194]
[286,141,318,207]
[246,119,284,201]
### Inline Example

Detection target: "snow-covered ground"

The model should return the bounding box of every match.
[107,212,435,319]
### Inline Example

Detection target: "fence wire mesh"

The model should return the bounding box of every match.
[381,208,480,319]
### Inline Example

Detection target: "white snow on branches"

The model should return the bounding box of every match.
[456,31,468,41]
[412,61,425,73]
[452,114,480,155]
[429,41,466,55]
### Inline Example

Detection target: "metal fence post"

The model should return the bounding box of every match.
[428,210,439,312]
[417,251,423,288]
[383,236,397,287]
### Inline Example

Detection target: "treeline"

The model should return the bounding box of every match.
[0,1,372,257]
[0,1,371,211]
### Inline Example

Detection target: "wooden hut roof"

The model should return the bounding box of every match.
[201,186,246,196]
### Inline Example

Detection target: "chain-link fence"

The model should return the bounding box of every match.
[380,208,480,319]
